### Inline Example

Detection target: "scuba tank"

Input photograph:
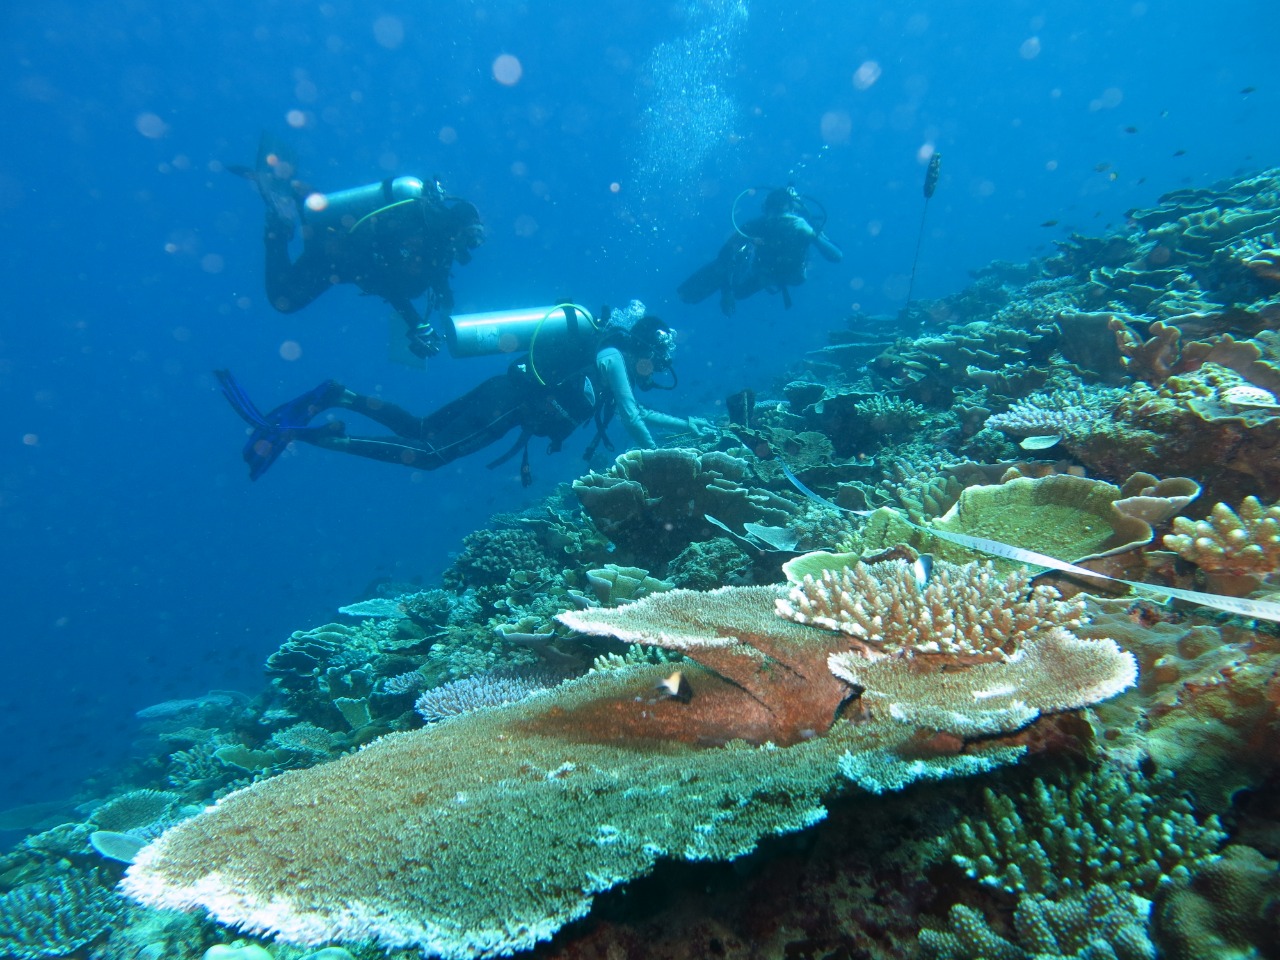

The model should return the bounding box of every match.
[442,304,598,363]
[301,176,435,232]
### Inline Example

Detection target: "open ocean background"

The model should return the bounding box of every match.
[0,0,1274,827]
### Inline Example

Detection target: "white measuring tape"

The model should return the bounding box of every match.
[779,461,1280,624]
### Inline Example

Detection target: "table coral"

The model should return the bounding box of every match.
[123,662,868,960]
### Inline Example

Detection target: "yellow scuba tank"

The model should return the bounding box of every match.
[301,176,436,232]
[441,304,597,364]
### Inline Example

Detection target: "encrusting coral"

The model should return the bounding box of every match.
[1151,844,1280,960]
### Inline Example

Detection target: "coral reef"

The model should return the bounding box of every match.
[19,166,1280,960]
[122,662,864,959]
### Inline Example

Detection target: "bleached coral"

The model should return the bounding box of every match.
[1163,496,1280,575]
[776,558,1084,658]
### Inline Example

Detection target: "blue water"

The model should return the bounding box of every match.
[0,0,1273,816]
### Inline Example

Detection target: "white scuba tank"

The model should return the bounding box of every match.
[301,176,432,231]
[442,304,597,359]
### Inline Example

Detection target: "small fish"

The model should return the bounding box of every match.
[1094,162,1111,172]
[655,671,693,703]
[1173,149,1187,157]
[1040,219,1059,227]
[1160,109,1169,118]
[1124,126,1138,134]
[1241,86,1256,95]
[911,555,934,589]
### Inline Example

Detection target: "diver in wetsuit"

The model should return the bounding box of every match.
[236,142,484,358]
[678,186,842,316]
[216,311,715,485]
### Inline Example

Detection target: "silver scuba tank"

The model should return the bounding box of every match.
[301,176,430,231]
[442,304,597,359]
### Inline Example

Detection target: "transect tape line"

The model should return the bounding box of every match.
[779,461,1280,625]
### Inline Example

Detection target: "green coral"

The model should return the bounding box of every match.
[946,767,1225,897]
[666,536,752,589]
[443,527,555,590]
[919,885,1154,960]
[579,564,674,605]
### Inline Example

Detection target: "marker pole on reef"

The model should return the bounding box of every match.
[904,152,942,316]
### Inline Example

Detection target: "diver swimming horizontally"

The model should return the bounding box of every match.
[230,136,485,359]
[216,302,715,486]
[678,185,842,316]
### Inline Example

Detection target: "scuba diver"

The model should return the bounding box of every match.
[216,303,716,486]
[678,185,842,316]
[232,138,485,359]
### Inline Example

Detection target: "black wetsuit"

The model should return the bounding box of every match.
[678,211,842,314]
[306,337,604,473]
[265,198,468,328]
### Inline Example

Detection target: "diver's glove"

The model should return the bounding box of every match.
[407,323,445,358]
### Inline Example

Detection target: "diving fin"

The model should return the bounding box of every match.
[228,133,303,231]
[215,371,342,480]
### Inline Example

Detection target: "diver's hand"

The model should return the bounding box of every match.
[407,323,444,358]
[687,416,718,437]
[786,213,817,236]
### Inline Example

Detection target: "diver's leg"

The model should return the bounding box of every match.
[308,375,525,470]
[304,433,450,470]
[334,391,426,437]
[416,375,525,458]
[264,234,331,314]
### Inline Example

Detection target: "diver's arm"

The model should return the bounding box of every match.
[597,348,655,447]
[597,348,716,444]
[388,297,423,328]
[812,230,843,262]
[787,213,843,262]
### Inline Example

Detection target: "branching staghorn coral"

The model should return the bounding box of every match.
[986,385,1125,439]
[1163,496,1280,575]
[0,869,121,960]
[776,558,1084,658]
[947,768,1225,897]
[919,885,1155,960]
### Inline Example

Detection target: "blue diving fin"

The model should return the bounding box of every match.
[215,370,341,480]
